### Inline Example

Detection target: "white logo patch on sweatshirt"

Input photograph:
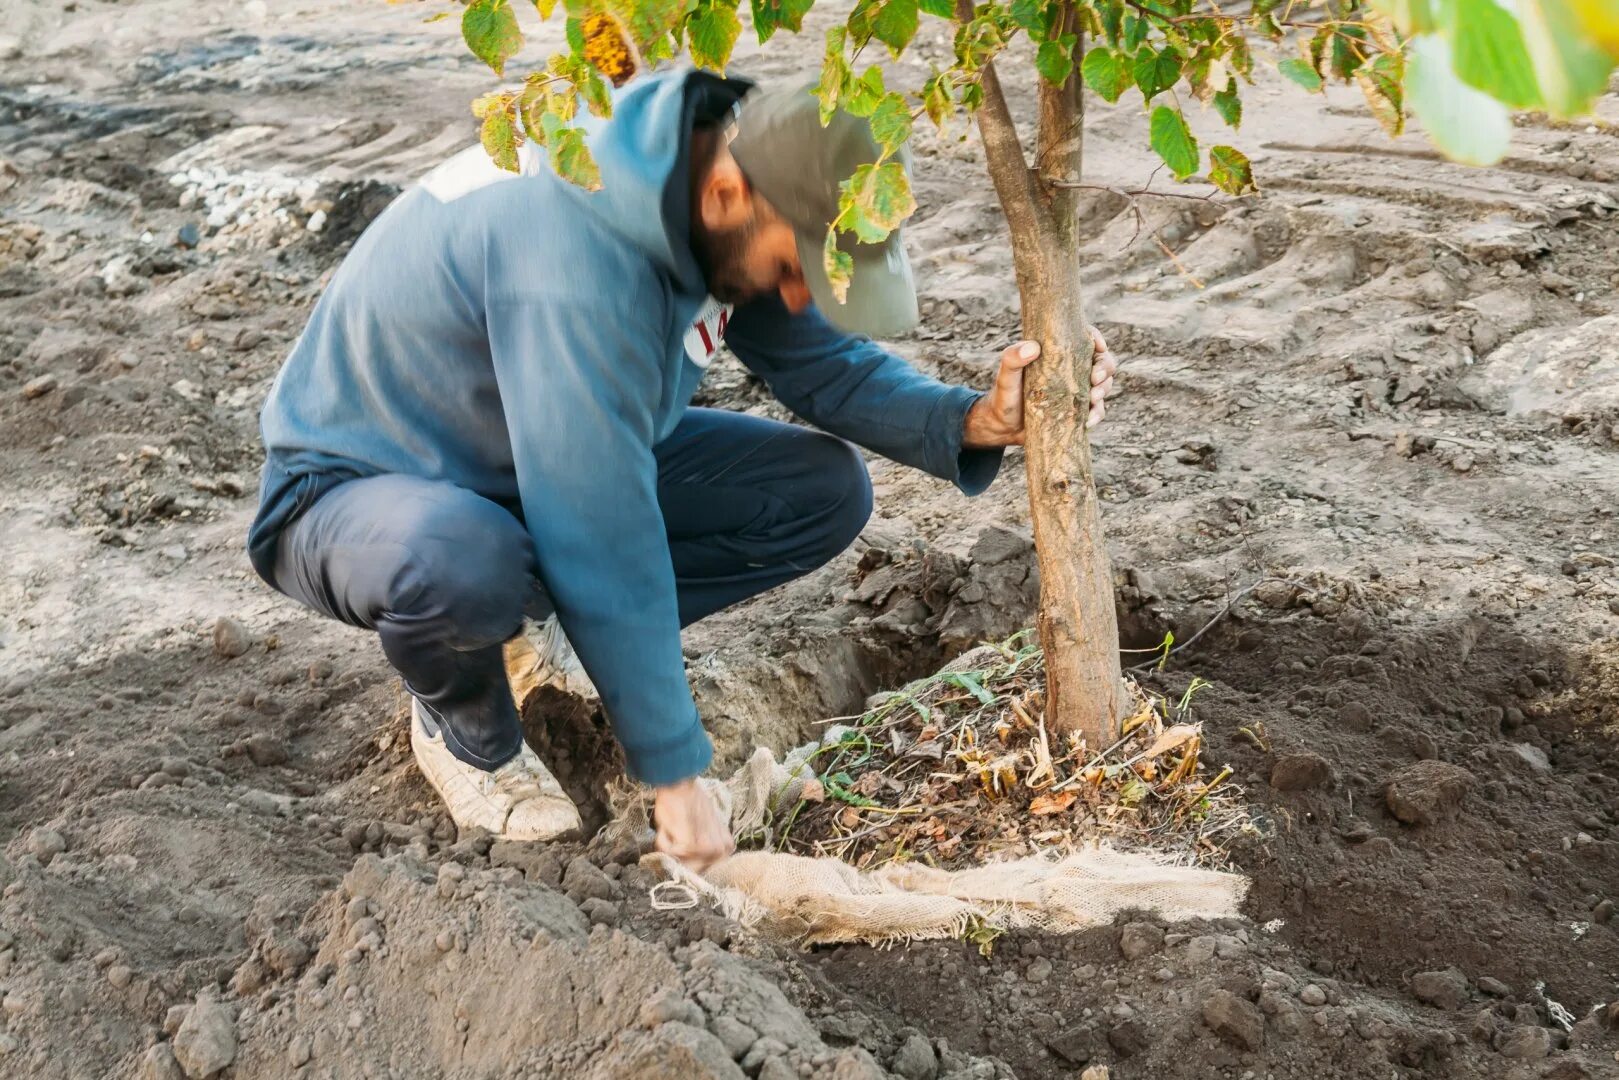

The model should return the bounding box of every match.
[684,296,732,368]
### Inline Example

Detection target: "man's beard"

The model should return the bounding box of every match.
[691,212,760,305]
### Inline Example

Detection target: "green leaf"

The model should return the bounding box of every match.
[532,0,557,18]
[844,161,916,241]
[580,68,612,117]
[565,15,587,52]
[847,65,886,116]
[1355,50,1406,137]
[869,92,913,154]
[1330,25,1369,81]
[689,0,743,70]
[920,0,954,14]
[541,112,602,189]
[1406,33,1512,164]
[1373,0,1439,34]
[1036,37,1076,86]
[463,0,524,76]
[1508,0,1615,116]
[1123,13,1149,49]
[1213,76,1242,127]
[751,0,814,42]
[945,672,997,706]
[1149,104,1199,179]
[1278,57,1325,91]
[823,227,854,303]
[873,0,920,56]
[1082,46,1131,102]
[1133,47,1183,101]
[1207,145,1255,194]
[1440,0,1540,108]
[1010,0,1047,35]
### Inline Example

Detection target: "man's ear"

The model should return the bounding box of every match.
[696,153,753,232]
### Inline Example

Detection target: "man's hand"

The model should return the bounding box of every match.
[962,326,1118,448]
[653,778,735,873]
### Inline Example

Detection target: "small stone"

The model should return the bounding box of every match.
[26,827,67,865]
[172,999,237,1078]
[562,856,618,903]
[106,964,134,988]
[176,223,201,249]
[1299,985,1327,1007]
[434,931,455,953]
[1119,921,1165,961]
[22,373,57,399]
[890,1033,938,1080]
[1271,752,1332,792]
[163,1006,190,1037]
[709,1015,757,1060]
[0,36,21,61]
[1025,957,1053,983]
[1595,899,1614,924]
[212,618,251,660]
[1477,977,1510,997]
[244,733,289,767]
[1202,990,1264,1051]
[1497,1025,1551,1061]
[262,931,310,976]
[0,1034,17,1056]
[287,1036,312,1067]
[1386,761,1475,826]
[140,1043,185,1080]
[579,897,619,926]
[1411,968,1469,1010]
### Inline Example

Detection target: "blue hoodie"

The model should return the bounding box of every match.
[249,68,1001,786]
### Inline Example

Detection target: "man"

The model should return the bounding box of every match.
[247,68,1116,871]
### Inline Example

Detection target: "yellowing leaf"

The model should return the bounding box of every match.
[481,106,521,172]
[1141,723,1202,760]
[868,92,913,155]
[1355,51,1406,137]
[689,0,743,71]
[1208,144,1256,195]
[1029,790,1078,815]
[823,227,854,303]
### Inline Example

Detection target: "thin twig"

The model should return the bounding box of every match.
[1127,576,1312,672]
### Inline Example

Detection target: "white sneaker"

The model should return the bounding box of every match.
[504,615,597,704]
[410,700,582,842]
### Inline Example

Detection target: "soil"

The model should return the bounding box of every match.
[3,2,1619,1078]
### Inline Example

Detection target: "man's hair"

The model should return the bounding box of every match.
[690,120,729,186]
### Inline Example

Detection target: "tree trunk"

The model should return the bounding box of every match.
[970,7,1127,746]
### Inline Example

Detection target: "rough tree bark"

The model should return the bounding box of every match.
[966,0,1128,744]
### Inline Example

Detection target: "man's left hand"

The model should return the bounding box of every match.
[962,326,1118,449]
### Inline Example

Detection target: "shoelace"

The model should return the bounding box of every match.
[477,750,545,801]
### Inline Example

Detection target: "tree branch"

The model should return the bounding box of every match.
[1035,6,1084,238]
[956,0,1043,253]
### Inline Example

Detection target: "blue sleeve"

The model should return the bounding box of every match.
[486,298,711,787]
[724,297,1003,496]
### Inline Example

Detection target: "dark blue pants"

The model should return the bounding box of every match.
[270,409,873,770]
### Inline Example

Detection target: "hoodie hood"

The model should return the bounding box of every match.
[566,67,752,296]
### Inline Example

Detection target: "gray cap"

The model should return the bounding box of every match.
[727,84,919,339]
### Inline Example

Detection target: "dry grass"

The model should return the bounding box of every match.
[757,631,1255,871]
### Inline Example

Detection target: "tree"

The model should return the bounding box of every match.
[443,0,1617,746]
